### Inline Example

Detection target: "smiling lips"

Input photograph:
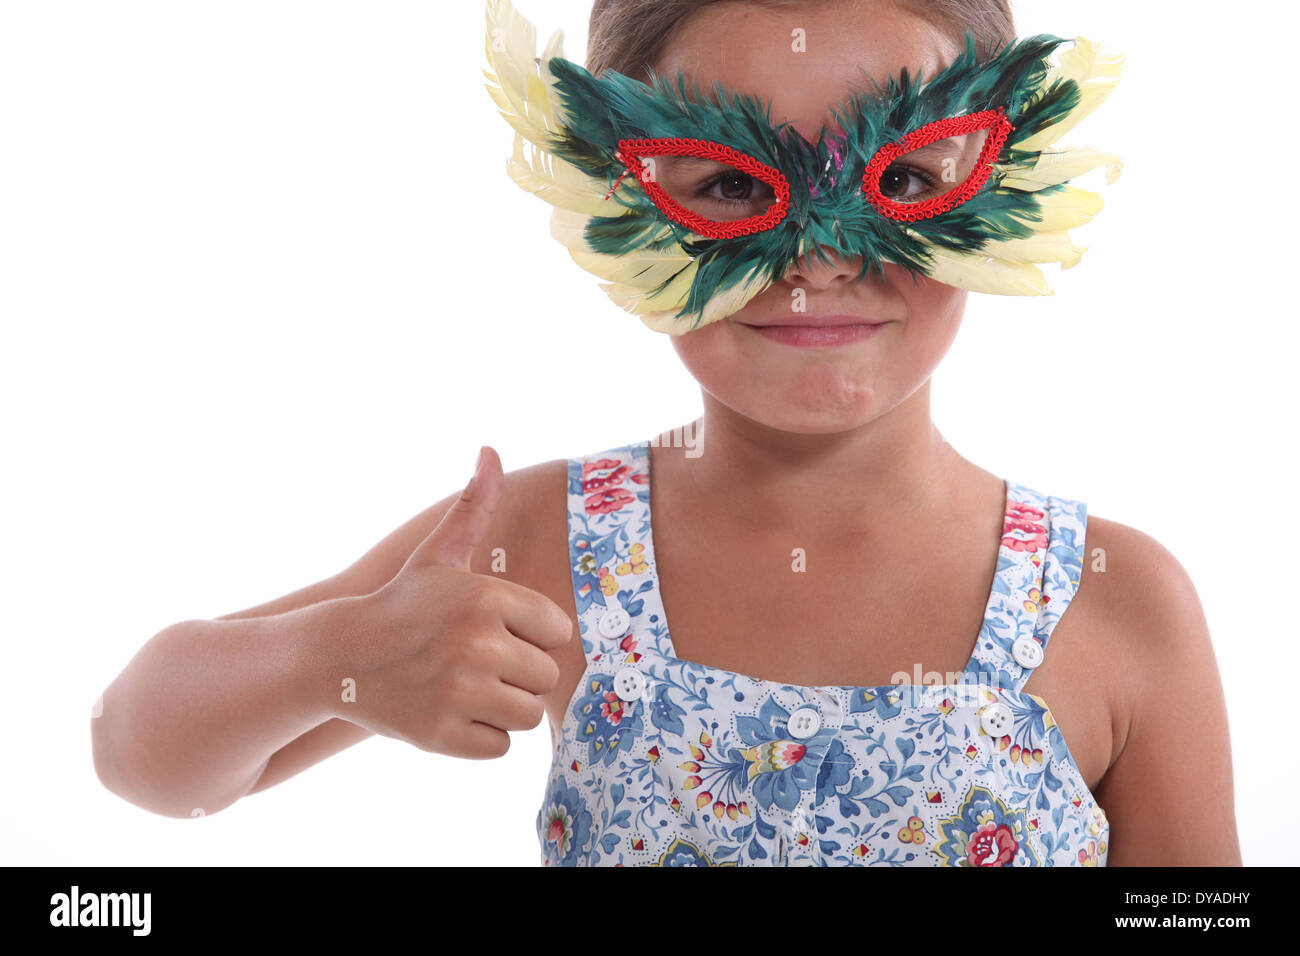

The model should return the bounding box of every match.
[740,314,893,348]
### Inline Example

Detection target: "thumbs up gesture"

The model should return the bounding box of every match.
[328,447,574,759]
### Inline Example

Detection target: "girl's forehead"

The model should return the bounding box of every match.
[652,3,957,141]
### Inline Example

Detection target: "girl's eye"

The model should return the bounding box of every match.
[878,164,939,202]
[612,137,791,237]
[700,171,776,209]
[875,131,983,204]
[863,111,1012,221]
[641,155,782,222]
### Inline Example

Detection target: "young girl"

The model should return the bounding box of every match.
[91,0,1241,866]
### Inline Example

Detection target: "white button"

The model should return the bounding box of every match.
[981,701,1014,736]
[597,607,630,638]
[613,667,646,702]
[787,707,822,739]
[1012,636,1044,668]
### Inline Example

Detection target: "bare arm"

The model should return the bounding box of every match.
[232,498,466,798]
[91,483,469,816]
[91,450,560,814]
[1091,525,1242,865]
[90,594,362,818]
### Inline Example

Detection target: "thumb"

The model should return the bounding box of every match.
[408,445,504,571]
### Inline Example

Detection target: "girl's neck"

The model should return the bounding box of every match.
[653,380,979,540]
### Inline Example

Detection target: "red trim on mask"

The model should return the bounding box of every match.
[610,137,791,238]
[862,108,1014,222]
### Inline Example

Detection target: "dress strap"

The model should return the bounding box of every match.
[565,442,664,664]
[966,481,1088,695]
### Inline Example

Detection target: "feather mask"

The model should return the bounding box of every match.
[482,0,1124,335]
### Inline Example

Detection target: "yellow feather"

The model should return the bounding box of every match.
[489,0,671,307]
[507,135,616,217]
[550,206,712,325]
[597,261,700,308]
[483,0,778,331]
[483,0,566,144]
[1016,38,1125,153]
[919,245,1054,296]
[549,207,695,288]
[1028,185,1104,231]
[929,36,1124,296]
[979,230,1087,268]
[603,264,699,314]
[631,267,774,335]
[999,147,1123,191]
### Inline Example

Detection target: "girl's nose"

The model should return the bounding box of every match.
[782,246,864,289]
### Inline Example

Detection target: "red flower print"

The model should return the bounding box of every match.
[583,459,630,493]
[600,692,632,725]
[778,742,807,766]
[1007,502,1044,523]
[967,821,1019,866]
[581,458,647,515]
[585,488,635,515]
[1002,501,1048,552]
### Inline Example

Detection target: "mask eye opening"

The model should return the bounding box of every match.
[861,107,1014,222]
[612,137,791,239]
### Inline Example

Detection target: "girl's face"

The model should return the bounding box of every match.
[654,1,969,434]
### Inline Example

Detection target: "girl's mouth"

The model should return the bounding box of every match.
[738,315,893,348]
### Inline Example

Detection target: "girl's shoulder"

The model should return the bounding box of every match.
[1071,513,1211,666]
[1066,511,1237,862]
[1062,512,1214,736]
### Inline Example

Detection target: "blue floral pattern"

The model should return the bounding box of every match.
[536,442,1109,867]
[572,672,645,767]
[537,777,592,867]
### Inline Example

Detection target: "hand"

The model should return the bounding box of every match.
[329,446,573,758]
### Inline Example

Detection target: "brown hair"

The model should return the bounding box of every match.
[586,0,1016,81]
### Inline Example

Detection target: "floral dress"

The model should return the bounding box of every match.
[537,441,1109,866]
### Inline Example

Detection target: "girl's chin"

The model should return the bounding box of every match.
[722,391,889,433]
[750,414,884,435]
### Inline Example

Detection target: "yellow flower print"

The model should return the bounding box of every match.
[598,566,618,596]
[1076,839,1105,866]
[629,542,649,574]
[1088,803,1108,839]
[1023,587,1050,614]
[897,815,927,844]
[1008,743,1044,766]
[616,543,649,576]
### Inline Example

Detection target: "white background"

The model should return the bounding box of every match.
[2,0,1294,866]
